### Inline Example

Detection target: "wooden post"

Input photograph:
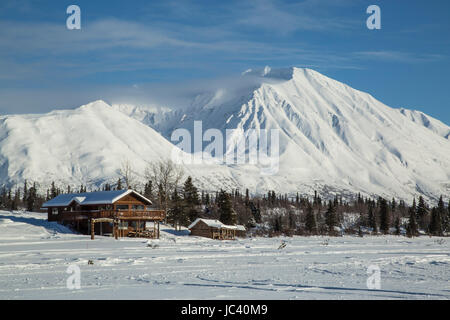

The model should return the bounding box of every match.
[91,219,95,240]
[114,219,118,240]
[157,222,160,239]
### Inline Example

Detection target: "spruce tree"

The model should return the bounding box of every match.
[416,196,428,230]
[182,176,200,223]
[325,200,337,234]
[406,200,419,237]
[368,202,378,234]
[430,196,445,236]
[394,216,401,235]
[446,199,450,233]
[26,185,37,212]
[379,198,390,234]
[168,188,186,230]
[23,180,28,203]
[144,180,153,201]
[273,215,282,232]
[429,207,443,236]
[305,203,317,235]
[217,189,236,225]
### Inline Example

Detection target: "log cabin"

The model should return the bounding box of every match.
[42,189,165,239]
[188,218,246,240]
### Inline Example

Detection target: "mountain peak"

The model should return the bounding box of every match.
[241,66,325,82]
[242,66,294,80]
[77,100,111,111]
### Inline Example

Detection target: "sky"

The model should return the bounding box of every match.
[0,0,449,125]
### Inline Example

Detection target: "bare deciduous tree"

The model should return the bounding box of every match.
[145,159,184,213]
[120,159,135,190]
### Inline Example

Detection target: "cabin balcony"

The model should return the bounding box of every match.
[54,209,165,221]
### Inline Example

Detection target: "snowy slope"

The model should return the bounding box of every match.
[1,68,449,203]
[0,100,185,187]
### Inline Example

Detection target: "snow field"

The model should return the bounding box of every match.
[0,211,449,299]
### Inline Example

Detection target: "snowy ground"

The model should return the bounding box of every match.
[0,210,449,300]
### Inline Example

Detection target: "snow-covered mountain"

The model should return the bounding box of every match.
[1,67,449,203]
[0,101,181,187]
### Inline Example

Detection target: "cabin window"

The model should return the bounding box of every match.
[118,221,128,230]
[116,205,128,210]
[132,205,145,210]
[52,208,58,215]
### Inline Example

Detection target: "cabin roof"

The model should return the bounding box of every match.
[42,189,152,207]
[188,218,246,231]
[188,218,224,229]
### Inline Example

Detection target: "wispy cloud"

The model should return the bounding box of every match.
[354,51,446,63]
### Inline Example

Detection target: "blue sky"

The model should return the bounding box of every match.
[0,0,449,125]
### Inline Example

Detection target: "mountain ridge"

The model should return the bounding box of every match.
[1,67,449,203]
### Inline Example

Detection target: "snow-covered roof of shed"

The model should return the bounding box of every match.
[42,189,152,207]
[188,218,224,229]
[187,218,246,231]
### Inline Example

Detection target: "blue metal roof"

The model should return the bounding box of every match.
[42,189,152,207]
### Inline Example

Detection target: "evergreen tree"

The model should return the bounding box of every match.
[217,189,236,225]
[325,200,337,233]
[23,180,28,203]
[379,198,390,234]
[0,186,7,209]
[168,188,186,230]
[26,185,37,212]
[446,199,450,233]
[406,200,419,237]
[182,176,200,223]
[273,215,282,232]
[144,180,153,200]
[368,202,378,234]
[416,196,428,229]
[394,216,401,235]
[305,203,317,235]
[430,196,445,236]
[116,178,122,190]
[10,189,19,211]
[391,197,396,212]
[429,207,443,236]
[50,181,57,199]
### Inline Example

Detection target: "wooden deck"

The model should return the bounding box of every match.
[55,209,165,221]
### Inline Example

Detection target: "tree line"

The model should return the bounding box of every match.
[1,160,449,238]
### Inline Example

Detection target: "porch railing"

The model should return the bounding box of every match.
[55,209,165,221]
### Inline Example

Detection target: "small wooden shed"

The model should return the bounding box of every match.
[188,218,246,240]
